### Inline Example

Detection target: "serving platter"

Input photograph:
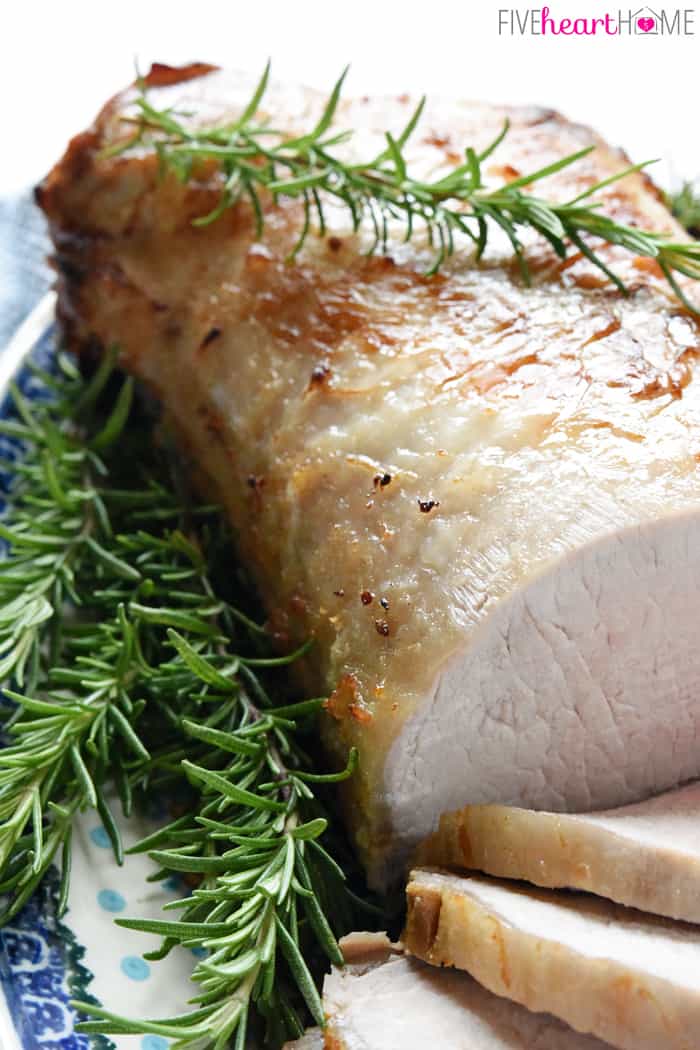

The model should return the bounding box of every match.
[0,296,197,1050]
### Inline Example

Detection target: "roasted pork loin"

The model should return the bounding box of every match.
[39,64,700,887]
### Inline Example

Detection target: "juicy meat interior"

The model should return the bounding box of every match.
[323,934,612,1049]
[38,63,700,887]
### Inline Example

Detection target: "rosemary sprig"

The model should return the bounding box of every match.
[116,63,700,309]
[74,639,358,1049]
[0,355,364,1048]
[0,354,157,921]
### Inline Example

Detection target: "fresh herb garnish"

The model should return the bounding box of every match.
[115,62,700,310]
[668,181,700,239]
[0,354,363,1048]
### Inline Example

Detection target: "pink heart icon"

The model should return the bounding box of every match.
[637,16,655,31]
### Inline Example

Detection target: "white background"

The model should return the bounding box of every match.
[0,0,698,194]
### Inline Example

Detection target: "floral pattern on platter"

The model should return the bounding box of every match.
[0,868,110,1050]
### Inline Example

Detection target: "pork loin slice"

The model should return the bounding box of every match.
[417,782,700,922]
[321,934,611,1049]
[38,63,700,888]
[405,868,700,1050]
[283,1031,322,1050]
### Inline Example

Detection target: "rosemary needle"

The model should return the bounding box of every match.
[114,62,700,311]
[668,181,700,239]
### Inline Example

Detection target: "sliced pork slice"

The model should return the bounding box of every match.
[416,782,700,921]
[405,868,700,1050]
[321,934,611,1049]
[38,63,700,888]
[283,1031,323,1050]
